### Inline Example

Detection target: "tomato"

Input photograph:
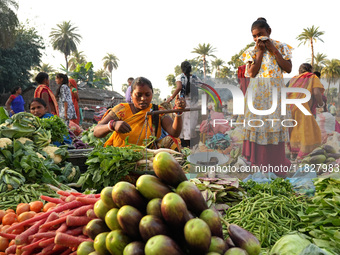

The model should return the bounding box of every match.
[2,212,17,226]
[29,201,44,213]
[16,203,30,216]
[0,210,6,224]
[17,211,36,223]
[0,236,9,252]
[5,209,14,214]
[43,202,57,212]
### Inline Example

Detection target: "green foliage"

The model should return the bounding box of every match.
[0,24,44,93]
[0,0,19,49]
[40,115,69,143]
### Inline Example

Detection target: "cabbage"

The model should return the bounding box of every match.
[269,233,310,255]
[299,244,335,255]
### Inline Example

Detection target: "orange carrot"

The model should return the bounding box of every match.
[56,222,68,233]
[57,190,72,197]
[65,226,84,236]
[32,232,56,239]
[75,197,99,204]
[66,216,91,227]
[39,211,73,230]
[40,195,64,204]
[55,232,89,248]
[15,219,45,245]
[4,244,16,254]
[72,204,93,216]
[20,238,46,251]
[0,232,16,239]
[39,237,55,247]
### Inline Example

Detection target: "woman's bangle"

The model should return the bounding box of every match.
[108,120,116,131]
[175,112,183,117]
[317,102,325,108]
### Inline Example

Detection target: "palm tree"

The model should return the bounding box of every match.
[309,52,327,72]
[321,59,340,101]
[192,43,216,79]
[49,21,82,70]
[0,0,19,48]
[103,53,119,91]
[211,59,225,78]
[95,68,110,80]
[296,25,324,67]
[68,50,87,71]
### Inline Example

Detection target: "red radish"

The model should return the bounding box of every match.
[40,195,64,204]
[72,204,94,216]
[5,201,83,233]
[66,215,91,226]
[75,197,99,204]
[55,232,89,247]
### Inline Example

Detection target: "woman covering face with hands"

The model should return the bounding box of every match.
[94,77,185,148]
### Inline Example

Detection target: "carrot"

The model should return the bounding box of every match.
[54,232,89,247]
[15,219,45,245]
[66,216,91,227]
[38,212,59,233]
[59,248,72,255]
[32,232,56,239]
[75,197,99,204]
[56,222,68,233]
[65,195,77,203]
[37,243,55,255]
[0,232,16,239]
[20,238,46,251]
[4,244,16,254]
[5,201,83,233]
[39,237,55,247]
[70,192,85,197]
[40,195,64,204]
[65,226,84,236]
[72,204,94,216]
[57,190,72,197]
[39,211,73,230]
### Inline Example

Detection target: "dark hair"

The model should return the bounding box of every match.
[181,61,192,95]
[314,71,321,78]
[11,86,21,94]
[131,77,153,93]
[299,63,313,74]
[251,17,270,31]
[56,73,69,98]
[29,98,47,108]
[35,72,49,84]
[127,77,134,83]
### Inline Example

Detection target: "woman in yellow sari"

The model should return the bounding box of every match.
[94,77,185,149]
[287,63,324,159]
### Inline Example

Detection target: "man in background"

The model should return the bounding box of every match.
[125,77,134,103]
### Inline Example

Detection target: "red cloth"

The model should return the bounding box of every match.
[199,110,231,135]
[242,140,291,177]
[69,79,80,125]
[237,65,250,95]
[34,85,59,116]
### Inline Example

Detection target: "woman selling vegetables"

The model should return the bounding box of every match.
[94,77,185,149]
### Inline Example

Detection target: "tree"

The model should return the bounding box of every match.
[329,87,338,104]
[211,58,225,78]
[0,0,19,49]
[321,59,340,102]
[49,21,82,70]
[32,63,56,80]
[103,53,119,91]
[94,69,110,80]
[121,83,128,94]
[68,50,87,71]
[0,24,44,93]
[296,25,324,67]
[309,52,327,72]
[191,43,216,79]
[228,42,255,72]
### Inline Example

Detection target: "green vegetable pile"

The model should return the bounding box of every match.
[40,115,69,143]
[77,145,145,192]
[298,173,340,254]
[223,178,308,248]
[81,124,109,148]
[0,183,60,210]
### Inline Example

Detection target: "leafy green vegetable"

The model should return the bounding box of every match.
[0,107,9,124]
[40,115,68,143]
[78,145,144,192]
[241,178,295,197]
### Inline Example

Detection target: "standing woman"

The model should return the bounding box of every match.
[55,73,77,125]
[240,17,293,170]
[5,87,25,116]
[69,78,80,125]
[166,61,200,147]
[34,72,59,116]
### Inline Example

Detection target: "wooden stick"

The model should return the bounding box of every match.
[147,107,201,115]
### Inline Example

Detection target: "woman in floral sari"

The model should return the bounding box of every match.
[287,63,324,159]
[94,77,185,150]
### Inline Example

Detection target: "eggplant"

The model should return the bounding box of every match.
[228,224,261,255]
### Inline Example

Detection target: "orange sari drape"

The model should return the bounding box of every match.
[69,79,80,125]
[104,103,162,147]
[287,72,324,157]
[34,85,59,116]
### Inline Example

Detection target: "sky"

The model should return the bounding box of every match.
[16,0,339,99]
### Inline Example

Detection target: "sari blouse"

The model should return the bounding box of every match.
[104,103,168,147]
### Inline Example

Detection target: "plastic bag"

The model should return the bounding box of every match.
[286,166,316,196]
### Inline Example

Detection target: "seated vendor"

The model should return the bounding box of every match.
[94,77,186,149]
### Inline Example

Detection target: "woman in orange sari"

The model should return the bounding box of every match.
[34,72,59,116]
[68,79,80,125]
[287,63,324,159]
[94,77,185,149]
